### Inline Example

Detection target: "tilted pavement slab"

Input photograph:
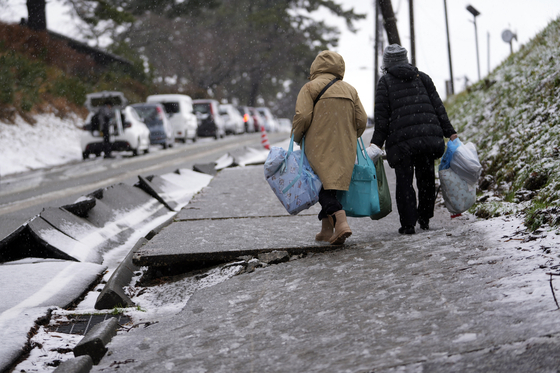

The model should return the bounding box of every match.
[94,216,560,372]
[90,163,560,371]
[176,165,319,220]
[135,165,463,266]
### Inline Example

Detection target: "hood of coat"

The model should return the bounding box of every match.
[309,50,345,81]
[386,64,418,81]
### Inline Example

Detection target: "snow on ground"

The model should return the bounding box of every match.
[3,114,559,372]
[0,113,84,177]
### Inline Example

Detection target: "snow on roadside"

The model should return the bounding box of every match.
[0,113,83,177]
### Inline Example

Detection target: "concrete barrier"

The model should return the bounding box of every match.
[95,215,175,310]
[53,355,93,373]
[94,238,146,310]
[73,318,118,365]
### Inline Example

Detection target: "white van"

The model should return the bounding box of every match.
[146,94,198,142]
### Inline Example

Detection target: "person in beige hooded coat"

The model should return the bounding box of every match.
[292,50,367,244]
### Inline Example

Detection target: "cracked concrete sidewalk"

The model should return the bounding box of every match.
[92,164,560,373]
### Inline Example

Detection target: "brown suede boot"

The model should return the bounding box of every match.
[328,210,352,245]
[315,218,334,242]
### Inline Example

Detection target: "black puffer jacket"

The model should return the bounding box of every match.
[371,64,456,167]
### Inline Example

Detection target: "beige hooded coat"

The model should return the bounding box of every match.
[292,51,367,191]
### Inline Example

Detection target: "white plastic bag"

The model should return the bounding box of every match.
[450,142,482,185]
[439,168,476,214]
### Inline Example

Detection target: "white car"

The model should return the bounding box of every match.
[219,104,245,135]
[147,94,198,143]
[257,107,279,132]
[277,118,293,133]
[80,91,151,159]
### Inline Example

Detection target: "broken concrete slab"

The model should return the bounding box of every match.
[94,238,146,310]
[0,260,106,372]
[159,169,214,207]
[193,162,218,175]
[61,197,96,218]
[132,215,388,268]
[258,250,290,264]
[0,259,106,313]
[53,355,93,373]
[27,217,102,263]
[0,224,38,263]
[177,166,320,221]
[214,153,237,170]
[136,175,178,211]
[40,207,100,242]
[73,318,118,365]
[84,183,163,228]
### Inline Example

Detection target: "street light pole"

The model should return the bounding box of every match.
[374,0,380,94]
[443,0,454,95]
[409,0,416,66]
[467,5,481,81]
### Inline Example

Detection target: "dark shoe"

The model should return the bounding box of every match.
[418,218,429,230]
[398,226,415,235]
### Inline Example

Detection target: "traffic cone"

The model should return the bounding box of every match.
[261,125,270,150]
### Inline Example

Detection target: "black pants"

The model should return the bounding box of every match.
[318,187,343,220]
[393,155,436,228]
[102,124,111,155]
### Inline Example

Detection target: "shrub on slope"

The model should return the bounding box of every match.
[446,17,560,231]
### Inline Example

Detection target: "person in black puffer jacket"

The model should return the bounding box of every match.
[370,44,458,235]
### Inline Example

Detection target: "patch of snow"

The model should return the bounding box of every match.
[0,113,83,177]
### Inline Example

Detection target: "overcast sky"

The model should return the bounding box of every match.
[2,0,560,116]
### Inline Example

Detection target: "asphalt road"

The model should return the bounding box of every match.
[0,131,287,241]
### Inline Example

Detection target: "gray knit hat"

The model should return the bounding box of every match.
[383,44,408,68]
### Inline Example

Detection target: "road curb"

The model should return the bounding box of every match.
[73,318,118,365]
[53,355,93,373]
[94,216,175,309]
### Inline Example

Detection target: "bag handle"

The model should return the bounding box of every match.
[355,137,368,166]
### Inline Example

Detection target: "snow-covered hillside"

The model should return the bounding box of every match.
[0,113,83,176]
[447,16,560,231]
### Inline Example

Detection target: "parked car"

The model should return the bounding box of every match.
[236,106,256,133]
[80,91,150,159]
[219,104,245,135]
[131,103,175,149]
[277,117,292,133]
[248,107,265,132]
[193,99,225,139]
[146,94,198,143]
[257,107,279,132]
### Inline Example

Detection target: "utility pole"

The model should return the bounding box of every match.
[409,0,416,66]
[487,31,490,75]
[467,5,481,81]
[443,0,454,95]
[374,0,380,94]
[379,0,401,45]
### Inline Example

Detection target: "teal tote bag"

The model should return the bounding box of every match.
[369,157,392,220]
[337,138,381,217]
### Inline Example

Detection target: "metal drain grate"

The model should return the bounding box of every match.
[48,314,130,335]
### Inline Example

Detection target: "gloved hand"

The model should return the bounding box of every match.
[366,144,383,162]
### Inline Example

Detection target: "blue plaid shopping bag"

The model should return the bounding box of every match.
[264,134,322,215]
